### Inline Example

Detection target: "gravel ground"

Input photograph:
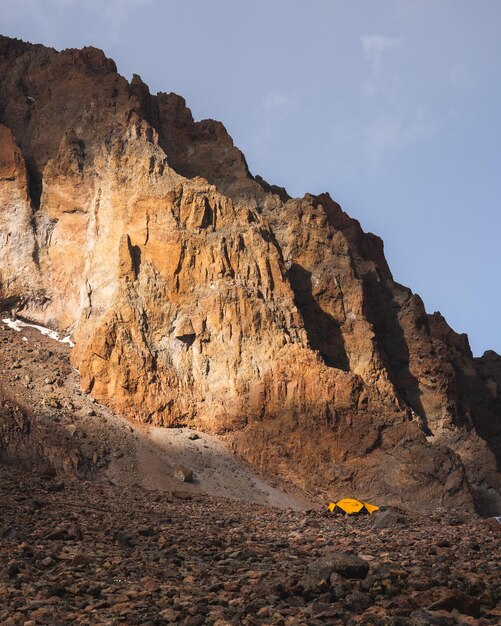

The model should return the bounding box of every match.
[1,465,500,625]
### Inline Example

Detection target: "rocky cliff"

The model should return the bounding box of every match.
[1,35,499,513]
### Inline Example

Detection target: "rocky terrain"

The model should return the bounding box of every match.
[0,34,500,513]
[1,462,500,625]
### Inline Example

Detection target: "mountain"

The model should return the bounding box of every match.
[0,35,499,513]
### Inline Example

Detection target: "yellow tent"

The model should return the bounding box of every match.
[328,498,379,515]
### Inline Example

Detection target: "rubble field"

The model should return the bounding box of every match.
[1,462,500,625]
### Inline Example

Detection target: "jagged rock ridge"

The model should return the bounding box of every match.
[0,35,500,513]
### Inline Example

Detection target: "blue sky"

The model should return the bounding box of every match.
[2,0,500,355]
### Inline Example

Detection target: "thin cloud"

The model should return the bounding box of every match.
[330,34,447,175]
[330,107,442,176]
[2,0,153,48]
[253,90,293,157]
[263,91,292,113]
[361,34,400,75]
[361,35,401,100]
[364,107,441,171]
[449,63,474,93]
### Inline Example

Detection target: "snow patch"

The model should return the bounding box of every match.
[1,318,75,347]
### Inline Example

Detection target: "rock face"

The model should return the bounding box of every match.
[0,35,500,512]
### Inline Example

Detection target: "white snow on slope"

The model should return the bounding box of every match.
[1,318,75,347]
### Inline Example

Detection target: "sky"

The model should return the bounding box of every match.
[1,0,500,356]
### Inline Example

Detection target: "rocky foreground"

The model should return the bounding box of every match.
[1,463,500,626]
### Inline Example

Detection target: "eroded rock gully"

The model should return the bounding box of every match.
[0,35,500,513]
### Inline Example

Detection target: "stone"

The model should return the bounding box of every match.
[47,584,66,597]
[6,562,20,578]
[172,491,192,500]
[174,317,196,341]
[372,510,406,529]
[174,466,194,482]
[428,591,481,617]
[409,610,457,625]
[46,481,65,493]
[307,554,370,584]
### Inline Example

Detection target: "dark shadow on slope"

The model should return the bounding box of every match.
[130,243,142,279]
[469,352,501,470]
[460,379,501,471]
[27,169,43,209]
[362,274,431,433]
[288,263,349,371]
[145,92,289,209]
[0,387,95,479]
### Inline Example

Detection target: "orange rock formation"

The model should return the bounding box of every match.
[0,36,499,512]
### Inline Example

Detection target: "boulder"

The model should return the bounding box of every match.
[372,509,406,529]
[306,553,370,586]
[174,466,194,482]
